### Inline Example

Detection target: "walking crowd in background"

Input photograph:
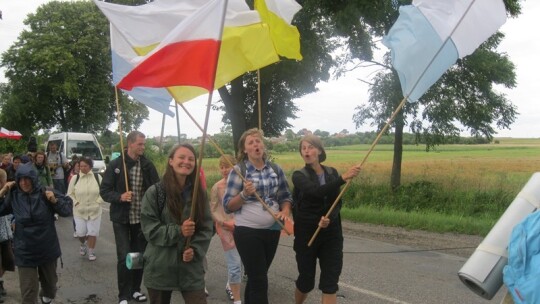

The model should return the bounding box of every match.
[0,129,360,304]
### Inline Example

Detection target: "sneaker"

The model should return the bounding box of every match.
[88,252,96,261]
[54,214,59,221]
[205,286,209,297]
[79,244,87,256]
[132,291,147,302]
[225,284,234,301]
[41,296,53,304]
[119,301,128,304]
[73,231,78,238]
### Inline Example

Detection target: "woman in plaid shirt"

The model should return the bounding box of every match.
[223,128,292,304]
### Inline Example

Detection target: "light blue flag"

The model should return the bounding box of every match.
[383,0,506,103]
[382,5,458,102]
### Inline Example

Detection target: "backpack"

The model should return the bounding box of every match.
[74,173,101,186]
[503,211,540,303]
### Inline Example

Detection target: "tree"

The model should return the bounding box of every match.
[314,129,330,138]
[0,1,148,137]
[352,2,522,190]
[284,129,296,141]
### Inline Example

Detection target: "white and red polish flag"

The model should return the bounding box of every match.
[115,0,227,92]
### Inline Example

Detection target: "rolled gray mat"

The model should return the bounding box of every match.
[458,172,540,300]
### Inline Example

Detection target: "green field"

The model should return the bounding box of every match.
[196,138,540,236]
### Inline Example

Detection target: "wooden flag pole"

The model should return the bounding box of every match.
[307,96,408,247]
[188,92,213,222]
[114,86,129,192]
[186,0,232,248]
[257,69,262,130]
[175,101,181,143]
[178,103,291,235]
[159,112,166,153]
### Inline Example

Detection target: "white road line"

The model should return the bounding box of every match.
[339,282,412,304]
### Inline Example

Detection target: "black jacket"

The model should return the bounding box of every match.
[292,165,346,225]
[100,152,160,224]
[0,163,72,267]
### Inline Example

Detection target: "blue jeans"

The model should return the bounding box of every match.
[233,226,280,304]
[112,222,147,301]
[225,247,242,284]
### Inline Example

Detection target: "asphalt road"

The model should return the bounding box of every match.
[2,204,507,303]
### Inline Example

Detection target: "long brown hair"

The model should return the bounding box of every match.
[162,143,206,224]
[34,151,48,166]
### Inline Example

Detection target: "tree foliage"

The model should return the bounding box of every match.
[0,1,148,138]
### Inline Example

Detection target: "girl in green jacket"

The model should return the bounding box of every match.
[140,143,213,304]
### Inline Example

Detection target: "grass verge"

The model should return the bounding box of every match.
[341,206,497,236]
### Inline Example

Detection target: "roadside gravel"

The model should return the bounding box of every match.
[341,220,485,258]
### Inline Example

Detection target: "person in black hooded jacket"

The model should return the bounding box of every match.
[292,135,361,304]
[0,163,72,304]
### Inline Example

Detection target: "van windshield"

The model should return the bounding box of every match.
[66,140,103,160]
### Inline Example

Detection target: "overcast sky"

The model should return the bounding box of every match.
[1,0,538,138]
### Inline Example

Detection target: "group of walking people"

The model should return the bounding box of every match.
[129,128,361,304]
[0,127,361,304]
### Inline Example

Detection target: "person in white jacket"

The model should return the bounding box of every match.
[67,157,104,261]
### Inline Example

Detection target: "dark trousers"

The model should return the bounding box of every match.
[113,222,147,301]
[147,288,207,304]
[18,260,58,304]
[234,226,280,304]
[294,221,343,294]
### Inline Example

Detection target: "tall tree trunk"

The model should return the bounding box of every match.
[218,76,246,155]
[391,109,404,191]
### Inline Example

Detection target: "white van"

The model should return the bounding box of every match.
[45,132,106,175]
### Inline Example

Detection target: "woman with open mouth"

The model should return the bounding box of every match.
[223,128,293,304]
[292,134,361,304]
